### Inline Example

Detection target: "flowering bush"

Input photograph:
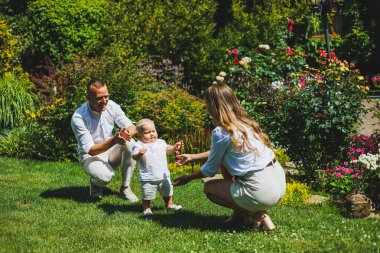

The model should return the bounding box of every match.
[274,51,369,180]
[321,134,380,207]
[216,45,370,182]
[279,179,312,206]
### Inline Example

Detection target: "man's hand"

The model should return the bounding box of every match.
[114,132,127,145]
[120,128,132,141]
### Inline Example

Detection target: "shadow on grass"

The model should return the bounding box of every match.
[98,203,142,215]
[40,186,115,203]
[141,210,252,232]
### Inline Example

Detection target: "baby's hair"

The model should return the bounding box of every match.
[136,118,155,134]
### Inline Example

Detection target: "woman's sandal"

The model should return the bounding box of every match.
[252,211,276,232]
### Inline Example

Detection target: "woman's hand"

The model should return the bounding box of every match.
[175,154,193,165]
[172,174,191,186]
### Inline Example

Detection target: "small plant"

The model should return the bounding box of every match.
[279,179,312,206]
[0,73,35,129]
[320,133,380,208]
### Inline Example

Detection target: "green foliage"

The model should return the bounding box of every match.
[279,179,312,206]
[275,56,369,181]
[127,86,210,144]
[0,73,35,129]
[0,17,16,74]
[274,148,291,166]
[217,0,308,49]
[108,0,222,92]
[26,0,110,63]
[337,3,375,64]
[319,134,380,207]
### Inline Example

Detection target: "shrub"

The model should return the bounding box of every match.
[0,17,16,74]
[26,0,110,63]
[108,0,222,92]
[168,163,201,176]
[127,86,211,151]
[278,179,312,206]
[275,52,369,181]
[0,73,35,129]
[320,133,380,210]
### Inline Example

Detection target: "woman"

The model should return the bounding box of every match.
[173,83,286,231]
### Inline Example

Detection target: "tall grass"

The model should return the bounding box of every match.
[0,73,35,129]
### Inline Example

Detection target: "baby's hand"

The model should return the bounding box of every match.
[139,147,147,156]
[175,140,184,151]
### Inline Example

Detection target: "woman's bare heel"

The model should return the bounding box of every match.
[262,214,275,231]
[252,211,275,231]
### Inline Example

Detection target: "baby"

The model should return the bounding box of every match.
[132,118,183,215]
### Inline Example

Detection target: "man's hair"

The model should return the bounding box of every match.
[87,78,106,94]
[136,118,155,134]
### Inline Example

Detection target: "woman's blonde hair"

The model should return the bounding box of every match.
[204,83,272,153]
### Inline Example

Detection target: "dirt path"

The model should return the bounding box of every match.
[358,99,380,135]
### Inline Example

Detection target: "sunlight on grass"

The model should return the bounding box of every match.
[0,156,379,252]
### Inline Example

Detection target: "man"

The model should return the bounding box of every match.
[71,78,138,202]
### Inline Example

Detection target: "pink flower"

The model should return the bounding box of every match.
[286,47,293,55]
[288,26,293,32]
[343,161,348,166]
[232,48,239,56]
[351,157,357,162]
[336,173,342,178]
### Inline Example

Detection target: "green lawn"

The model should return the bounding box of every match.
[0,156,379,252]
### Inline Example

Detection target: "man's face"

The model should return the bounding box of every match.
[87,85,109,113]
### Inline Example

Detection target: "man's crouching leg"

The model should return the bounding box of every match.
[109,140,138,202]
[83,157,115,199]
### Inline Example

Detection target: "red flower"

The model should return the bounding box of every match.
[288,19,294,25]
[232,48,239,56]
[286,47,293,55]
[234,57,239,65]
[288,26,293,32]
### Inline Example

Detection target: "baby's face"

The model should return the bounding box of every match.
[138,123,158,143]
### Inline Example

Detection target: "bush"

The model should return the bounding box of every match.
[0,17,16,74]
[26,0,110,63]
[108,0,222,92]
[127,86,211,149]
[0,73,35,129]
[278,179,312,206]
[275,52,369,181]
[319,133,380,210]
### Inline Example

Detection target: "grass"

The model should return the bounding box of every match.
[0,156,379,252]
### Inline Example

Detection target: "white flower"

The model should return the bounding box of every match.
[219,71,226,77]
[259,44,270,50]
[271,80,284,90]
[239,57,251,68]
[358,153,380,172]
[216,76,224,82]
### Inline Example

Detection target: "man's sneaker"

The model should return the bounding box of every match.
[89,179,103,199]
[167,203,182,211]
[142,208,153,216]
[120,186,139,202]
